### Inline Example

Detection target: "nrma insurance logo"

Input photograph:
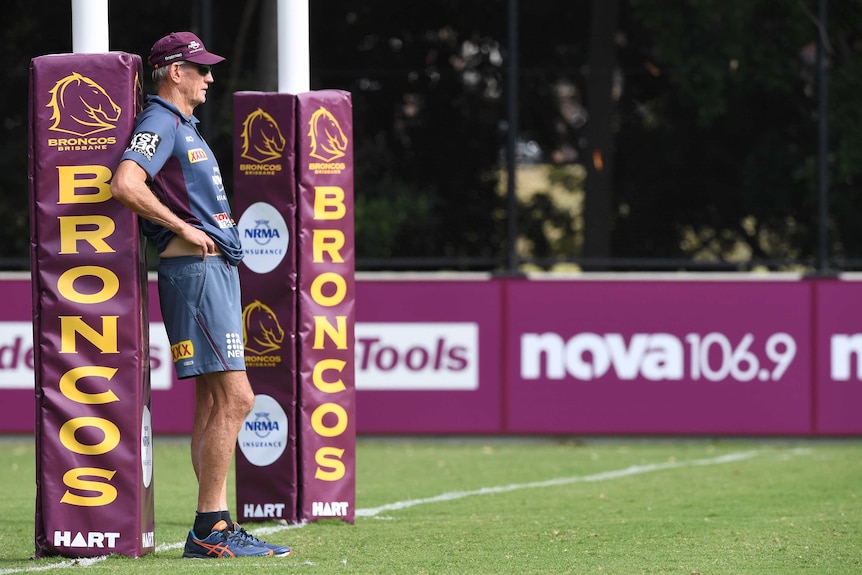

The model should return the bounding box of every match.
[237,201,289,274]
[238,394,288,467]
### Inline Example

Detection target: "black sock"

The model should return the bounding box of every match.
[193,511,224,538]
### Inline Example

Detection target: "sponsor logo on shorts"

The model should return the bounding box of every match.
[171,340,194,362]
[188,148,208,163]
[226,332,244,359]
[126,131,161,160]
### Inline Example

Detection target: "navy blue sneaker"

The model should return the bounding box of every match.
[232,522,292,557]
[183,520,274,558]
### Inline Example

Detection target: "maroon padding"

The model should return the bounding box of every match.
[30,52,153,558]
[233,92,300,523]
[296,91,356,524]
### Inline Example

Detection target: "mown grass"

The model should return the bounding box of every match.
[1,436,860,574]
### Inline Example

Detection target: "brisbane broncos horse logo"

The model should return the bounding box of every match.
[240,108,286,163]
[46,72,121,136]
[242,300,285,355]
[308,106,348,162]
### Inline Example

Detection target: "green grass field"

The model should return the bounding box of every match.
[1,436,860,574]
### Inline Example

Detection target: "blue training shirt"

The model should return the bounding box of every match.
[119,95,243,265]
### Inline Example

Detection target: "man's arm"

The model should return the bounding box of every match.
[110,159,217,259]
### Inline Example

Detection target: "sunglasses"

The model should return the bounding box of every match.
[181,62,212,76]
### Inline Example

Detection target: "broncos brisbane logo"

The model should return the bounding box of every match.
[240,108,286,163]
[308,106,348,162]
[242,300,285,356]
[46,72,121,136]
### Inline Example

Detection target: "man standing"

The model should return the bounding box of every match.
[110,31,291,559]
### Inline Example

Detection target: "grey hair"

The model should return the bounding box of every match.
[151,61,184,86]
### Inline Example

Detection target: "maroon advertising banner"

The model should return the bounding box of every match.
[354,279,503,433]
[29,53,153,557]
[814,278,862,434]
[295,91,356,523]
[3,276,861,437]
[233,92,299,523]
[504,279,813,434]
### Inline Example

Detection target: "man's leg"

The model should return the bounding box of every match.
[185,369,292,557]
[191,382,212,483]
[193,370,255,513]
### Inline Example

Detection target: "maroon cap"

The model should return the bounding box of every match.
[148,32,225,69]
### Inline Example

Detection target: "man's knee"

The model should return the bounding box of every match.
[235,386,255,417]
[204,371,255,418]
[228,372,256,418]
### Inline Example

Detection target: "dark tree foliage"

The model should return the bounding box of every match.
[4,0,862,271]
[616,0,821,266]
[309,2,510,265]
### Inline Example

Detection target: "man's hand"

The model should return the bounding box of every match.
[112,159,217,259]
[177,224,217,260]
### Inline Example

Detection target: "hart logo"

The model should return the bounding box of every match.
[242,300,284,356]
[312,501,349,517]
[243,502,286,518]
[307,106,348,174]
[53,530,120,549]
[46,72,121,137]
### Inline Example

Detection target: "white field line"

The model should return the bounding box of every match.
[353,450,760,519]
[0,449,763,574]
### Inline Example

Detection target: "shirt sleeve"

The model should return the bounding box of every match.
[119,110,177,179]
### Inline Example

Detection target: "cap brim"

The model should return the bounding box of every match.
[185,52,225,65]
